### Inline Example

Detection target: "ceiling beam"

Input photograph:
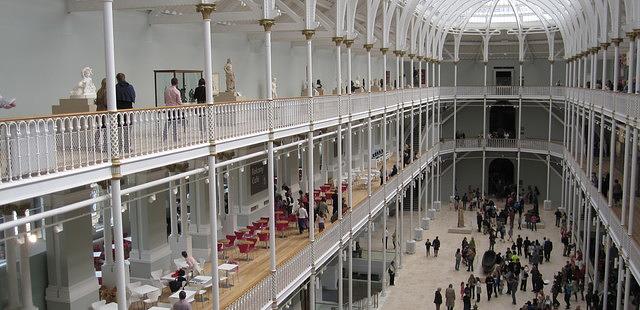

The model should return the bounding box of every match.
[149,11,260,25]
[66,0,198,12]
[213,22,306,33]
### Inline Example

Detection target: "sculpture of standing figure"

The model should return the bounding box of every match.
[271,77,278,98]
[70,67,97,98]
[224,58,236,93]
[457,208,465,228]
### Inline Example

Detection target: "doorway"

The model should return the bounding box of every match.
[489,101,516,139]
[488,158,515,197]
[495,69,513,86]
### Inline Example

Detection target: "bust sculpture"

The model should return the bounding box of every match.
[70,67,97,99]
[224,58,236,93]
[271,77,278,98]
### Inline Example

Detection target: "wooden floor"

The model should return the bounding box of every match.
[154,155,398,309]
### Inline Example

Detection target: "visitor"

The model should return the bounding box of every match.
[95,78,107,111]
[445,284,456,310]
[181,251,200,276]
[523,236,531,258]
[194,78,206,103]
[392,231,397,249]
[485,275,494,301]
[454,248,462,271]
[434,288,443,310]
[463,292,471,310]
[433,236,441,257]
[564,280,573,309]
[516,235,523,255]
[388,262,396,286]
[476,211,483,232]
[425,239,431,256]
[544,237,553,262]
[475,278,481,303]
[555,209,562,227]
[612,179,622,205]
[384,229,389,249]
[466,247,475,272]
[172,290,192,310]
[390,164,398,177]
[165,77,181,106]
[115,73,135,109]
[520,265,529,291]
[508,274,518,305]
[297,205,308,234]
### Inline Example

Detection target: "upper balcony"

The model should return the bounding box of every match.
[0,86,637,205]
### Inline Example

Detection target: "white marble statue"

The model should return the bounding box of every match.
[224,58,236,92]
[271,77,278,98]
[0,94,16,109]
[354,76,362,88]
[70,67,97,99]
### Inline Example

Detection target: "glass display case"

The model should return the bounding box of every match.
[154,70,203,106]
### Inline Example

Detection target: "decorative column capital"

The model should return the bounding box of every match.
[259,19,275,32]
[519,60,524,65]
[635,29,640,36]
[196,3,216,20]
[380,47,389,54]
[408,53,415,59]
[627,32,637,40]
[611,38,624,46]
[590,47,599,54]
[332,36,344,46]
[416,56,423,61]
[483,60,488,65]
[453,60,460,65]
[302,29,315,40]
[344,39,354,48]
[363,43,374,52]
[600,42,610,50]
[548,59,554,64]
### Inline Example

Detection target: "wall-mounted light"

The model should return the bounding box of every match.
[240,166,245,173]
[204,178,209,184]
[148,194,157,203]
[172,188,178,195]
[27,233,37,243]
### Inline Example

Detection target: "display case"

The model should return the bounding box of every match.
[154,70,203,106]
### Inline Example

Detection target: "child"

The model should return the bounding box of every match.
[318,213,325,232]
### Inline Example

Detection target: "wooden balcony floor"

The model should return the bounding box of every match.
[151,156,400,309]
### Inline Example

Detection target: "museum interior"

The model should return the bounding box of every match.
[1,0,640,309]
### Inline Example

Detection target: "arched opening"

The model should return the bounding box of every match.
[488,158,514,197]
[489,101,516,139]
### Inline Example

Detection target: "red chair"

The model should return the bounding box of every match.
[226,235,237,245]
[238,243,252,261]
[288,214,298,228]
[276,222,289,237]
[257,232,269,248]
[217,242,226,259]
[245,237,257,246]
[234,231,245,241]
[248,225,257,236]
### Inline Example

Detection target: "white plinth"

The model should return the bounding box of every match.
[543,200,552,211]
[53,98,96,114]
[405,240,416,254]
[413,228,423,241]
[433,201,441,211]
[421,218,431,230]
[427,209,436,219]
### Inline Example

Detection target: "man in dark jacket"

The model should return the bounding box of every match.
[543,238,553,262]
[115,73,136,109]
[434,288,443,310]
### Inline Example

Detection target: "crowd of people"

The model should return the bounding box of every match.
[427,184,595,310]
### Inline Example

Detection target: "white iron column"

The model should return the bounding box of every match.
[636,32,640,93]
[609,118,616,207]
[628,32,636,93]
[366,45,373,304]
[333,36,344,310]
[593,219,601,292]
[629,127,638,233]
[623,259,633,310]
[381,108,388,297]
[18,210,37,310]
[3,210,19,309]
[613,39,622,91]
[546,60,554,200]
[598,107,605,192]
[602,44,609,90]
[307,129,316,308]
[347,119,354,310]
[622,124,631,225]
[602,233,611,309]
[615,252,624,310]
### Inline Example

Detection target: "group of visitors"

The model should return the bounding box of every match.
[274,184,346,234]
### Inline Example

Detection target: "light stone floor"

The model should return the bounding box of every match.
[380,205,588,310]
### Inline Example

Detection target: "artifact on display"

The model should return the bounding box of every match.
[224,58,236,94]
[0,94,16,109]
[70,67,97,99]
[272,77,278,98]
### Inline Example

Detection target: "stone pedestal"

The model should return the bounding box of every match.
[214,91,243,103]
[405,240,416,254]
[52,98,96,114]
[421,218,431,230]
[45,189,99,310]
[544,200,552,211]
[433,201,441,211]
[427,209,436,219]
[413,228,423,241]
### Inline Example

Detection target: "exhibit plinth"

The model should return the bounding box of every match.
[413,228,423,241]
[405,240,416,254]
[427,209,436,219]
[215,91,243,103]
[543,200,552,211]
[447,227,472,234]
[52,98,96,114]
[433,201,441,211]
[421,217,430,230]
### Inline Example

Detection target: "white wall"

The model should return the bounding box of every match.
[439,58,567,86]
[0,0,380,119]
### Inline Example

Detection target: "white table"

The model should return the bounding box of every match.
[174,258,189,269]
[93,252,102,258]
[100,302,118,310]
[218,263,238,287]
[131,284,159,297]
[148,307,171,310]
[161,273,176,282]
[190,275,212,286]
[169,290,197,304]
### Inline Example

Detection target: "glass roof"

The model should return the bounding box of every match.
[416,0,556,32]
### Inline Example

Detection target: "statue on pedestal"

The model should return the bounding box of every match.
[271,77,278,98]
[457,208,465,228]
[69,67,97,99]
[224,58,236,93]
